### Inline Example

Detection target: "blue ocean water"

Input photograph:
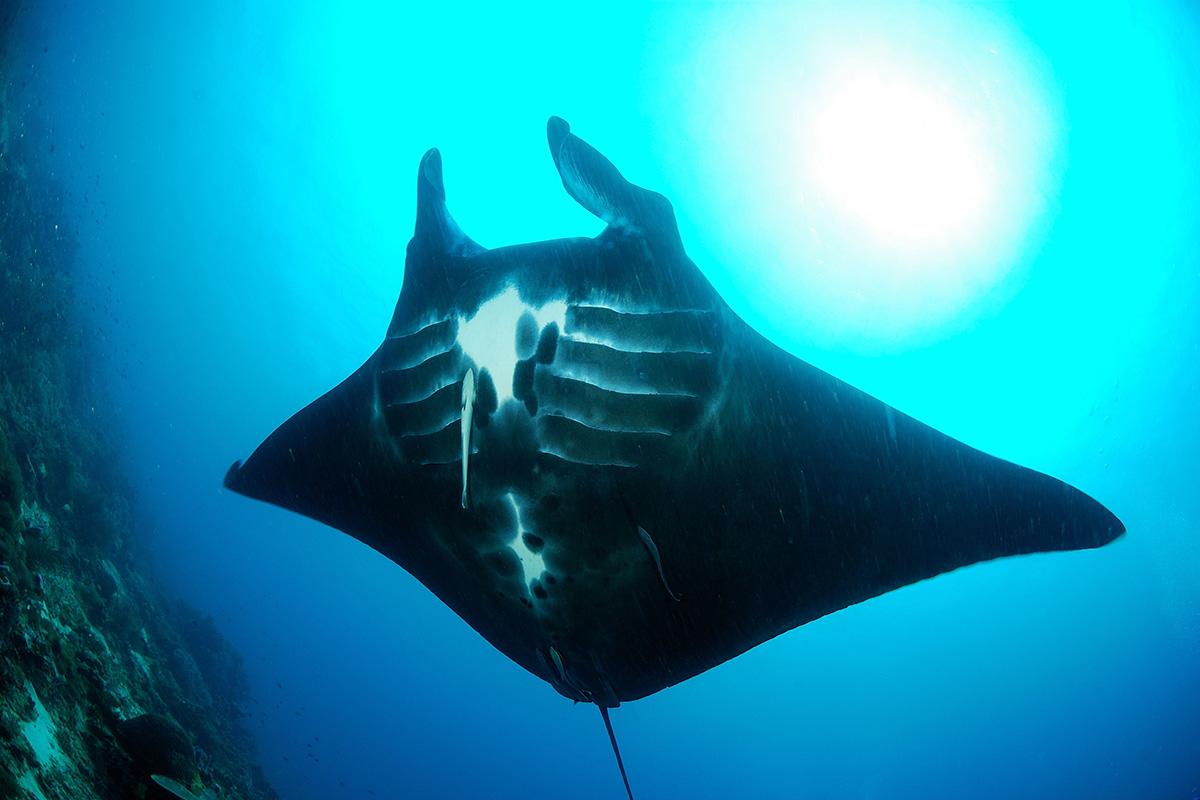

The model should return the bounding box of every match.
[13,1,1200,798]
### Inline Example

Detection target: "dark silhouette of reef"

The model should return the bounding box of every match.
[1,8,277,800]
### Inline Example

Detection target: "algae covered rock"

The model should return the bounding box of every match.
[0,7,278,799]
[0,426,21,533]
[116,713,194,780]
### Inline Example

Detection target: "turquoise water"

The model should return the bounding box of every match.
[15,1,1200,797]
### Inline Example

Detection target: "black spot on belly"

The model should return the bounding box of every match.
[544,574,558,585]
[516,311,539,359]
[513,359,535,408]
[536,321,559,363]
[532,582,548,600]
[523,532,545,552]
[474,368,498,422]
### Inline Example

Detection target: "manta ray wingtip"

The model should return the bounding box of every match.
[1106,509,1127,541]
[1078,489,1126,548]
[1037,483,1127,553]
[223,460,243,491]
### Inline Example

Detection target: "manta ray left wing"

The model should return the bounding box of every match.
[225,117,1124,794]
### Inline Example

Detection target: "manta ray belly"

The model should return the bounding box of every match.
[452,287,595,593]
[430,283,714,699]
[455,286,566,403]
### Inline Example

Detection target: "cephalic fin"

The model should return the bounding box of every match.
[413,147,483,257]
[547,116,682,252]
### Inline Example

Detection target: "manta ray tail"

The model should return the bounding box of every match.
[599,704,635,800]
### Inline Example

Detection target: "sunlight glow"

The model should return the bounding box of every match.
[805,64,995,252]
[684,4,1061,347]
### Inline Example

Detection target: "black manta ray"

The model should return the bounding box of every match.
[225,118,1124,798]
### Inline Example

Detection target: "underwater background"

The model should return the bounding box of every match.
[2,1,1198,798]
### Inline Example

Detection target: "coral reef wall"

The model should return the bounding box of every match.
[1,9,277,800]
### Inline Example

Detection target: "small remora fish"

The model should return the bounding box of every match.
[638,526,681,602]
[461,367,476,509]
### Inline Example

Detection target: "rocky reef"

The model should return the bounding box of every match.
[1,9,277,800]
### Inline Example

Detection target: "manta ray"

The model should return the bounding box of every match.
[225,118,1124,798]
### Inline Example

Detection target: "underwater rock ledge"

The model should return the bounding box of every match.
[0,11,278,800]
